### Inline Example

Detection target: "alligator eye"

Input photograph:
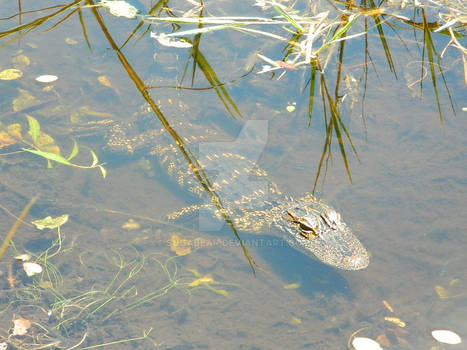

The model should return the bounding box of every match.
[321,208,341,230]
[298,223,318,238]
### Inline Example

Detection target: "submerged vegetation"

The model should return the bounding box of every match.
[1,113,106,177]
[0,207,235,348]
[0,0,465,348]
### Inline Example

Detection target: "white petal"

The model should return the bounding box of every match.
[257,65,278,74]
[35,74,58,83]
[23,262,43,277]
[431,330,462,345]
[352,337,383,350]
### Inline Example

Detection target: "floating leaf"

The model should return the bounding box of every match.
[431,330,462,345]
[23,262,43,276]
[12,317,31,336]
[283,283,300,289]
[0,68,22,80]
[35,75,58,83]
[32,214,69,230]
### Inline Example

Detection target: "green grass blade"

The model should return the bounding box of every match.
[307,63,318,126]
[271,3,303,32]
[0,196,38,261]
[190,45,243,118]
[78,7,92,51]
[322,73,354,182]
[315,14,358,56]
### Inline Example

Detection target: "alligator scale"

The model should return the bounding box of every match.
[104,118,369,271]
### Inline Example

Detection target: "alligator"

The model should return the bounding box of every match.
[103,116,369,271]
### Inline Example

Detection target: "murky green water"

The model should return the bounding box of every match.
[0,0,465,349]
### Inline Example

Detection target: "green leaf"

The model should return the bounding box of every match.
[316,14,358,56]
[272,4,303,32]
[26,115,40,142]
[98,164,107,178]
[90,149,99,166]
[22,148,73,166]
[68,140,79,161]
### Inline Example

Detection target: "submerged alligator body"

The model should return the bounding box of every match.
[104,118,369,271]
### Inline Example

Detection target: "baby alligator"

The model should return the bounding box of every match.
[104,119,369,270]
